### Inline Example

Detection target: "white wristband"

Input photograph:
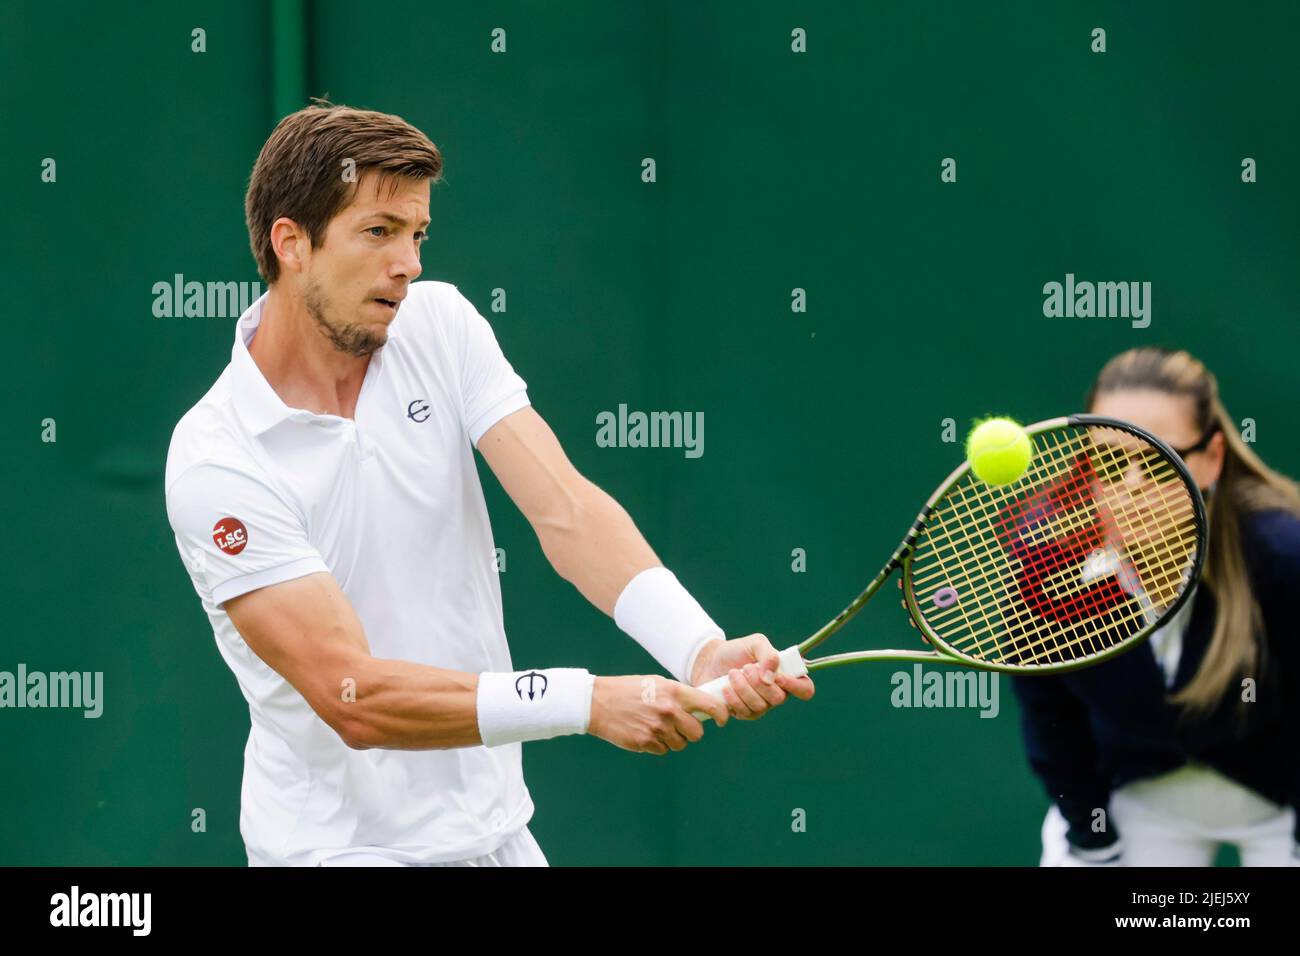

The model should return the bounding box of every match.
[476,667,594,747]
[613,567,724,684]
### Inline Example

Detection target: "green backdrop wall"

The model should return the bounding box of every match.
[3,0,1297,865]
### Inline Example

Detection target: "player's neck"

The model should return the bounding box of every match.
[249,286,372,421]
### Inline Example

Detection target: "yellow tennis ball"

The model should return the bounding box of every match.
[966,417,1033,485]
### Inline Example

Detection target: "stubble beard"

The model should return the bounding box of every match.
[304,279,386,358]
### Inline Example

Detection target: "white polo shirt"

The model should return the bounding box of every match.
[164,280,533,866]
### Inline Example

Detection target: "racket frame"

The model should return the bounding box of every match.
[797,415,1208,675]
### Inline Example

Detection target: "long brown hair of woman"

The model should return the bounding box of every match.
[1087,347,1300,719]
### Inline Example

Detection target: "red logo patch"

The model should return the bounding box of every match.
[213,517,248,555]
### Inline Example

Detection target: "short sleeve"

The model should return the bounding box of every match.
[452,288,530,446]
[166,462,329,607]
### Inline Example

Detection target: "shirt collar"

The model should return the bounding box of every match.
[229,290,399,437]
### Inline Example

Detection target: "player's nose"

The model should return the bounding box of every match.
[394,245,423,281]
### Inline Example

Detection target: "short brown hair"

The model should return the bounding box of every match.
[244,100,443,284]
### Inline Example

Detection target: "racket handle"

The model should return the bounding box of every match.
[690,645,809,722]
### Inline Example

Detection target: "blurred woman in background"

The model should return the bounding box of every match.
[1013,347,1300,866]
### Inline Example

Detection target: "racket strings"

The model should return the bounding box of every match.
[915,430,1104,662]
[924,436,1196,664]
[914,427,1102,658]
[920,435,1197,664]
[920,498,1194,665]
[915,442,1196,658]
[907,425,1199,667]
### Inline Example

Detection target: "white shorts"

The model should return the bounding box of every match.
[1039,763,1296,866]
[316,826,549,867]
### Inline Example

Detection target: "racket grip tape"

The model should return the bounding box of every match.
[690,645,808,722]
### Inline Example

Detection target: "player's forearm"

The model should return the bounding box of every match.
[334,656,594,752]
[534,479,723,685]
[334,655,483,750]
[535,477,661,615]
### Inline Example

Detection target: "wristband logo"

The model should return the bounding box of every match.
[515,671,548,701]
[212,517,248,556]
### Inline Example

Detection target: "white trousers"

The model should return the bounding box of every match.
[316,825,549,867]
[1039,763,1295,866]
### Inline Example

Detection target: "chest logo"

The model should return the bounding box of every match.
[407,399,431,423]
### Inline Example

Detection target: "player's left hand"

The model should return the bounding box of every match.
[689,634,815,720]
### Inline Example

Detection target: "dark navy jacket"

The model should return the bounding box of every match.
[1011,508,1300,846]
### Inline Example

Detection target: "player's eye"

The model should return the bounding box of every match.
[367,226,387,237]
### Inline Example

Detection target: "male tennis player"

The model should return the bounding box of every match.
[164,103,814,867]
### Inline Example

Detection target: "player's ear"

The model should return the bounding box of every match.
[270,216,310,275]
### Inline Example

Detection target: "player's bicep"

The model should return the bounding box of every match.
[224,572,372,742]
[477,405,589,531]
[166,462,366,741]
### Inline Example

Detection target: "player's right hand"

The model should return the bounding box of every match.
[587,675,729,755]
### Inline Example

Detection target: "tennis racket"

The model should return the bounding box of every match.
[693,415,1207,718]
